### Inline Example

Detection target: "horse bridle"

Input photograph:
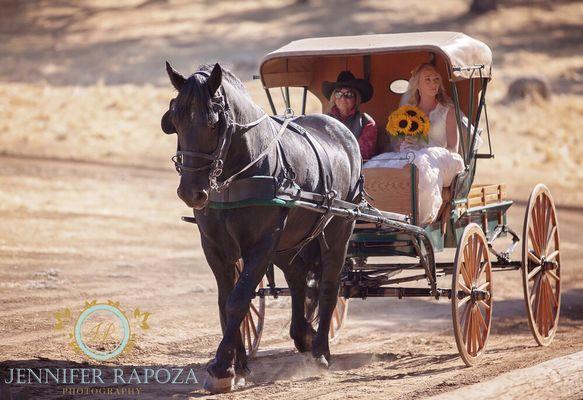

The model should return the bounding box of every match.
[171,70,271,192]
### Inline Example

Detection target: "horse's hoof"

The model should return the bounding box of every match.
[235,364,251,378]
[203,374,235,394]
[313,354,329,369]
[293,339,312,353]
[234,374,246,387]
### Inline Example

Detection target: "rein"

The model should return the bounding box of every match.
[172,70,277,192]
[218,117,289,190]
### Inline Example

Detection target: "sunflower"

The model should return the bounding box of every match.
[416,114,431,142]
[407,117,421,136]
[395,112,412,135]
[386,111,410,136]
[386,105,430,141]
[418,114,430,132]
[385,114,399,137]
[399,104,420,118]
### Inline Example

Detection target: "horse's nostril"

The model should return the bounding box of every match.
[191,191,209,209]
[177,186,208,209]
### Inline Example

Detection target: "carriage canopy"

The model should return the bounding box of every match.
[260,31,492,87]
[259,31,492,130]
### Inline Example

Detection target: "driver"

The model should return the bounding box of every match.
[322,71,377,160]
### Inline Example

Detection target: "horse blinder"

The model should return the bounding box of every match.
[161,99,177,135]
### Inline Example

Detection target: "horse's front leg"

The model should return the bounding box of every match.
[200,237,248,386]
[311,219,354,367]
[204,213,286,393]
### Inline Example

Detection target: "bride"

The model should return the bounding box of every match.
[365,63,465,225]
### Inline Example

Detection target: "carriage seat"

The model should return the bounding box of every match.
[362,164,455,230]
[362,164,420,225]
[361,96,483,227]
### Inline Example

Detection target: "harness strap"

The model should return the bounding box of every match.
[276,136,296,182]
[214,117,290,190]
[271,116,335,196]
[302,129,335,194]
[235,113,269,131]
[275,119,337,258]
[207,175,407,221]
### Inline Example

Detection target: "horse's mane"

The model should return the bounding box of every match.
[174,64,249,122]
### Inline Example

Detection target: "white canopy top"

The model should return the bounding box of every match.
[260,31,492,86]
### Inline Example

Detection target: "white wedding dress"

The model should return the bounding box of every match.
[364,103,465,225]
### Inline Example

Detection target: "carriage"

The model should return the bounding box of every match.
[183,32,562,367]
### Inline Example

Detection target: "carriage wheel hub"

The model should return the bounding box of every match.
[470,288,490,302]
[540,257,557,271]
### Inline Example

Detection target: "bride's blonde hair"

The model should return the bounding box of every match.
[406,63,453,107]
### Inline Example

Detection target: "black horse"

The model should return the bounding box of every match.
[161,62,361,393]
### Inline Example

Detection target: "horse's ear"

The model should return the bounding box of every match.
[207,63,222,96]
[166,61,186,91]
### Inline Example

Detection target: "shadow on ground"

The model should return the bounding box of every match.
[1,0,581,91]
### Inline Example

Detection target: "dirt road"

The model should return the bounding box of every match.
[1,0,582,398]
[0,155,581,399]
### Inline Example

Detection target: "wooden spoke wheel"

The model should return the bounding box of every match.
[522,184,561,346]
[451,223,493,366]
[306,295,349,342]
[329,296,348,342]
[234,261,266,358]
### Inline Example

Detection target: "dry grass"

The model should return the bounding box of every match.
[0,83,175,167]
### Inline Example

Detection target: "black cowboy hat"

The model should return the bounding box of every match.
[322,71,373,103]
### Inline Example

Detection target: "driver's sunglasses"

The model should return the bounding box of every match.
[334,90,355,99]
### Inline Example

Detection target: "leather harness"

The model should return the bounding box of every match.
[170,70,364,256]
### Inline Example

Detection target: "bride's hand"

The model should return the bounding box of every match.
[399,137,420,152]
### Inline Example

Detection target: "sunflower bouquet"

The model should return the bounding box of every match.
[385,105,430,143]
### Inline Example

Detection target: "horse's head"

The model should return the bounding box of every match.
[162,62,225,209]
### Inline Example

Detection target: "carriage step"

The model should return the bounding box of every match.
[256,287,291,298]
[181,216,197,224]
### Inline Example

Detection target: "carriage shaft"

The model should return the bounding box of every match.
[255,285,453,300]
[342,286,451,300]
